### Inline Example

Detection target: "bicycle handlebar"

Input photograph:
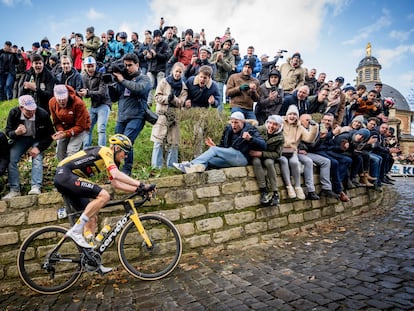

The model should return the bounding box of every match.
[104,183,157,208]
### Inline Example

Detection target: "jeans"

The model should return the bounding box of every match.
[191,146,248,169]
[151,142,178,169]
[230,106,257,120]
[115,118,145,175]
[8,137,43,191]
[216,81,225,112]
[84,104,110,148]
[369,153,382,183]
[0,72,15,100]
[278,154,301,187]
[251,157,278,191]
[57,131,87,161]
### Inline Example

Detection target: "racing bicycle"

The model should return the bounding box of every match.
[17,185,182,294]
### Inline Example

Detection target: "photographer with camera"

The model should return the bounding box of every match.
[107,53,152,176]
[172,29,199,68]
[257,50,284,85]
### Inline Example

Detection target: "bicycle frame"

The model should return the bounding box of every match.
[63,191,154,257]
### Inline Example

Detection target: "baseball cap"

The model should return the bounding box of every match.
[84,56,96,65]
[54,84,68,100]
[19,95,37,111]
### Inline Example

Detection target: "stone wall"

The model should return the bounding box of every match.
[0,166,383,286]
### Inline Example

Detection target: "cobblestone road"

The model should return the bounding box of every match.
[1,178,413,310]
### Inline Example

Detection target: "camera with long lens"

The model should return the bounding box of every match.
[102,61,126,83]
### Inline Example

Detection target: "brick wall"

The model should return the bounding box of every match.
[0,166,383,285]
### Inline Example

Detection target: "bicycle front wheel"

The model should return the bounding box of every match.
[17,225,83,294]
[118,213,182,280]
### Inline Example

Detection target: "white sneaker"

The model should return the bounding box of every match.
[2,190,21,200]
[28,186,41,195]
[97,264,113,275]
[66,229,93,248]
[295,187,306,200]
[185,164,206,174]
[173,162,191,173]
[286,185,296,199]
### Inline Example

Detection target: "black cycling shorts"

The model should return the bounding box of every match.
[54,167,103,211]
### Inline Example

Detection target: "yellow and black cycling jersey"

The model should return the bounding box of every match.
[57,146,118,179]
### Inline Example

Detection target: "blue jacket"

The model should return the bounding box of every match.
[186,75,221,108]
[280,90,310,116]
[219,122,266,160]
[109,71,151,122]
[236,54,262,77]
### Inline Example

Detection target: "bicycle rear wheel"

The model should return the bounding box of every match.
[118,213,182,280]
[17,225,83,294]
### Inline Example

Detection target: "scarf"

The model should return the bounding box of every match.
[166,75,183,97]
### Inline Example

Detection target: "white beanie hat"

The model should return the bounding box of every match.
[230,111,245,121]
[286,105,299,116]
[266,114,283,134]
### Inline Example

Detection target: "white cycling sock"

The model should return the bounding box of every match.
[71,214,90,234]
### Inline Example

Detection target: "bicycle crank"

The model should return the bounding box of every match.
[81,249,102,272]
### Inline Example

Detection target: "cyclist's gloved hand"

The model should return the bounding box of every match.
[136,183,156,196]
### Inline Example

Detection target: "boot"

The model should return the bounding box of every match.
[359,172,374,187]
[347,178,356,189]
[270,192,280,206]
[365,172,377,181]
[260,189,271,205]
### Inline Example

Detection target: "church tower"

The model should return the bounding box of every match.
[355,42,382,84]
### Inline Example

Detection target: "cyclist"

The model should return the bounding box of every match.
[54,133,151,273]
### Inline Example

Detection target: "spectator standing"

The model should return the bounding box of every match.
[137,35,152,75]
[279,52,305,94]
[78,57,111,148]
[20,53,55,113]
[172,29,199,67]
[70,33,84,72]
[256,69,284,124]
[304,68,318,96]
[184,45,216,80]
[150,62,188,169]
[210,38,234,111]
[81,26,100,61]
[146,29,171,106]
[236,46,262,77]
[257,52,281,85]
[108,53,152,176]
[116,32,134,59]
[49,85,91,161]
[226,57,260,120]
[0,40,19,101]
[56,55,84,93]
[3,95,54,199]
[131,32,142,52]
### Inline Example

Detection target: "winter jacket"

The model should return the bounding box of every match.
[280,90,310,116]
[226,72,260,110]
[0,49,19,74]
[6,106,54,153]
[19,67,56,113]
[236,54,262,77]
[279,57,305,93]
[282,117,318,151]
[147,40,170,74]
[82,35,100,59]
[108,71,151,122]
[219,122,266,160]
[49,85,91,137]
[81,71,111,108]
[56,68,84,92]
[256,81,284,124]
[256,125,284,159]
[186,75,221,108]
[210,49,234,83]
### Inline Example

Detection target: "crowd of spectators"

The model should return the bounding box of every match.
[0,19,403,204]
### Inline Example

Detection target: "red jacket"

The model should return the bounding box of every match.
[49,85,91,137]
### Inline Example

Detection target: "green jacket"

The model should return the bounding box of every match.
[257,125,284,159]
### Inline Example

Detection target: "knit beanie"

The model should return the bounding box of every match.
[286,105,299,116]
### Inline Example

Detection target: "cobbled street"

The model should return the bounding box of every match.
[1,178,413,311]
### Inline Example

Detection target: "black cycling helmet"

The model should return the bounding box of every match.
[109,134,132,153]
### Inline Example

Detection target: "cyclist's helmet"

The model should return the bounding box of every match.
[109,134,132,153]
